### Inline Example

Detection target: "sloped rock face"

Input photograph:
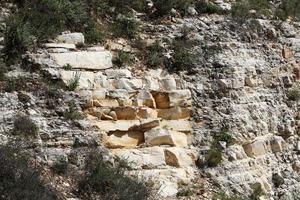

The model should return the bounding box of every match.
[27,39,198,198]
[174,17,300,198]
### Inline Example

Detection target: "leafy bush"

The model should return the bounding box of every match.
[152,0,195,17]
[287,89,300,101]
[67,72,81,91]
[144,41,165,68]
[4,76,28,92]
[152,0,176,17]
[3,0,103,62]
[272,173,284,188]
[13,115,39,137]
[18,92,31,104]
[0,144,57,200]
[112,16,140,39]
[64,100,83,121]
[206,148,222,167]
[231,0,271,22]
[63,64,72,70]
[170,36,196,71]
[213,192,245,200]
[250,183,264,199]
[113,50,133,67]
[51,159,68,175]
[213,126,234,148]
[79,152,151,200]
[276,0,300,21]
[196,0,225,14]
[0,58,6,81]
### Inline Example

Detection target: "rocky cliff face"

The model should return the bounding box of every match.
[1,0,300,199]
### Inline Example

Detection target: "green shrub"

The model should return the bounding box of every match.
[79,152,151,200]
[113,16,140,39]
[113,50,133,67]
[276,0,300,21]
[272,173,284,188]
[196,0,224,14]
[250,183,264,199]
[64,100,83,121]
[287,89,300,101]
[0,144,57,200]
[51,159,68,175]
[3,0,104,62]
[171,37,196,71]
[213,126,234,147]
[213,192,245,200]
[0,58,6,81]
[67,72,80,91]
[4,76,28,92]
[18,92,31,104]
[231,0,271,22]
[152,0,176,17]
[62,64,72,70]
[144,41,165,68]
[206,148,222,167]
[152,0,195,17]
[13,115,39,137]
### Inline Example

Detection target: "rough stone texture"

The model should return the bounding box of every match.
[50,51,113,70]
[56,32,85,45]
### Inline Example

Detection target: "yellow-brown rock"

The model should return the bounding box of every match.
[104,131,143,148]
[144,128,188,147]
[164,147,198,167]
[157,107,191,120]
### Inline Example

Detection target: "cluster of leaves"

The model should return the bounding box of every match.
[213,192,246,200]
[231,0,300,22]
[206,126,234,167]
[231,0,271,22]
[3,0,104,63]
[51,159,68,175]
[287,88,300,101]
[151,0,195,17]
[67,72,81,91]
[112,16,140,39]
[170,26,197,72]
[113,50,133,67]
[0,144,57,200]
[195,0,225,15]
[13,115,39,137]
[78,152,151,200]
[143,40,166,68]
[64,100,83,121]
[276,0,300,21]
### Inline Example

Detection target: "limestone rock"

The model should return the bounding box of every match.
[144,129,188,147]
[160,120,192,132]
[44,43,76,50]
[137,108,158,119]
[56,32,85,45]
[59,70,95,90]
[157,107,190,120]
[112,147,166,169]
[104,131,143,148]
[50,51,113,70]
[93,99,119,107]
[105,69,132,78]
[135,90,156,108]
[114,106,137,120]
[164,147,197,167]
[95,120,140,132]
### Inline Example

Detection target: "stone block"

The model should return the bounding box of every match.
[112,147,166,169]
[50,51,113,70]
[104,131,143,148]
[144,129,188,147]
